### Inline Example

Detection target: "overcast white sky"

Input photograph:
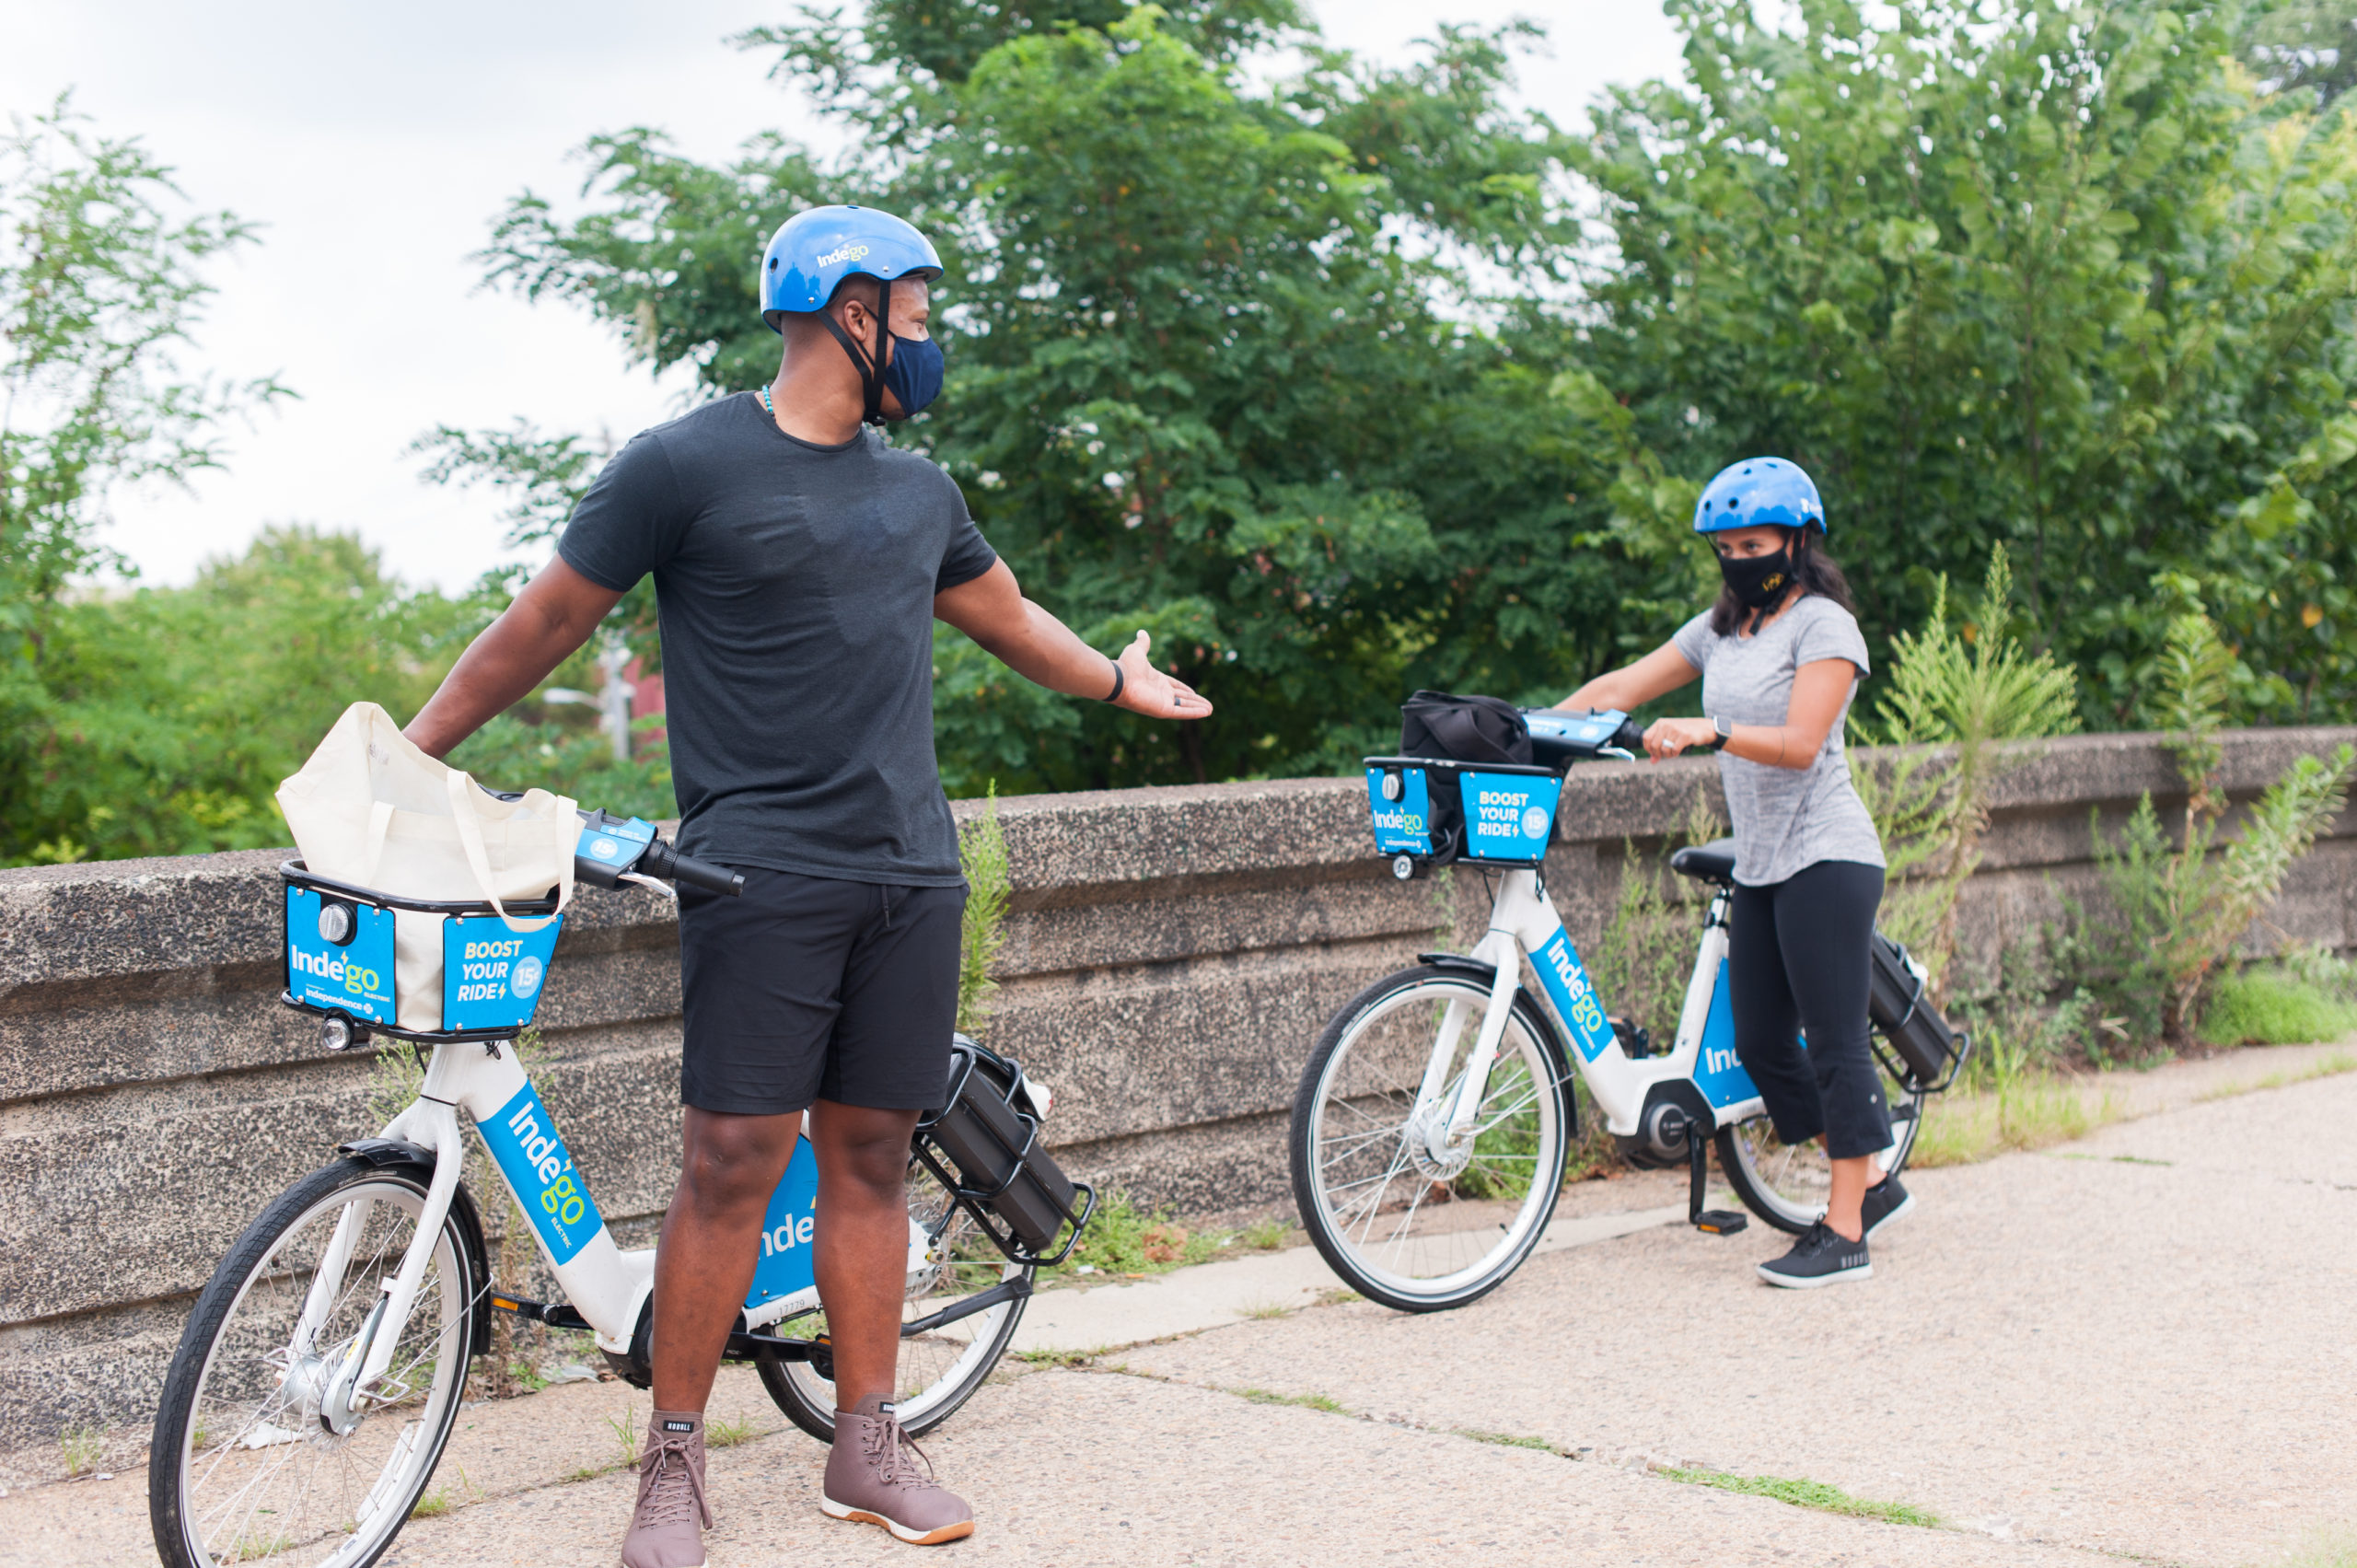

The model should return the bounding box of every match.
[4,1,1684,595]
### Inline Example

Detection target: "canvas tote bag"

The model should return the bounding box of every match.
[276,703,577,1030]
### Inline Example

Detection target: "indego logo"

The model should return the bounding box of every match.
[816,242,871,267]
[505,1098,588,1228]
[291,946,381,997]
[1370,807,1426,834]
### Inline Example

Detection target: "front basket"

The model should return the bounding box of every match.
[280,860,564,1044]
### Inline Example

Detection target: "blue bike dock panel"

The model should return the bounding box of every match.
[480,1082,604,1265]
[747,1138,821,1309]
[285,885,397,1023]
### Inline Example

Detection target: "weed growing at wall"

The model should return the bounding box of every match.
[1849,548,2079,997]
[956,784,1011,1040]
[2053,613,2355,1049]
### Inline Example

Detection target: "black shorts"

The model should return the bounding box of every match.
[677,868,965,1116]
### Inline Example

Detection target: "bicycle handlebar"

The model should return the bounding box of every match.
[636,835,746,897]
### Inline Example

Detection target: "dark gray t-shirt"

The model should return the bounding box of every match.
[1671,595,1885,887]
[557,392,997,886]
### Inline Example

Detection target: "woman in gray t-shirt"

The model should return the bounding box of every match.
[1553,458,1903,1289]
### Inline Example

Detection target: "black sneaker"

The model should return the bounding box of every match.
[1757,1222,1872,1288]
[1861,1174,1915,1238]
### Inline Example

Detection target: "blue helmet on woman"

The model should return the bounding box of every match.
[760,204,943,331]
[1693,457,1826,536]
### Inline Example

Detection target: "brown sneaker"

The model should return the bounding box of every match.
[821,1397,975,1545]
[620,1410,713,1568]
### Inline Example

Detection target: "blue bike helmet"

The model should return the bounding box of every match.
[760,204,943,331]
[1693,457,1826,536]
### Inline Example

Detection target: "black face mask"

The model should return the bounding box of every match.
[1717,543,1794,613]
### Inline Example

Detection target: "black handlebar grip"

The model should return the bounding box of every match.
[641,837,746,897]
[1612,717,1649,752]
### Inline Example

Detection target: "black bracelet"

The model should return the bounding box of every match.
[1104,659,1125,703]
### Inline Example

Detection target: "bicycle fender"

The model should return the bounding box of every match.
[338,1137,437,1168]
[1415,950,1498,981]
[333,1139,494,1359]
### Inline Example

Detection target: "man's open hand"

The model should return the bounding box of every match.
[1110,631,1212,720]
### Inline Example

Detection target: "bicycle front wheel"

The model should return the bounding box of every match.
[150,1157,479,1568]
[758,1150,1030,1442]
[1715,1064,1930,1235]
[1291,965,1573,1313]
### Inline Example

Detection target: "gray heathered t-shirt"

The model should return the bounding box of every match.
[1670,595,1886,888]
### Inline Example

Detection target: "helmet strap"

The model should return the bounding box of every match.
[816,276,892,427]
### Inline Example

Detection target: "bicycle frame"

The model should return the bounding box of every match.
[304,1037,930,1416]
[1431,868,1768,1156]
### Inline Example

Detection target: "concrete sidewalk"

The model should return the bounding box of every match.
[8,1045,2352,1567]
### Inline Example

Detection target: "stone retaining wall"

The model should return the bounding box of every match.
[3,727,2351,1461]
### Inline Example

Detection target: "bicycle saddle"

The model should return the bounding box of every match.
[1668,839,1737,884]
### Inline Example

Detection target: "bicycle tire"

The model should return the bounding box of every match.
[150,1157,479,1568]
[1291,965,1575,1313]
[1715,1074,1930,1236]
[757,1151,1030,1442]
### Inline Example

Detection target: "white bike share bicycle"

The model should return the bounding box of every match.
[1289,707,1968,1312]
[149,808,1092,1568]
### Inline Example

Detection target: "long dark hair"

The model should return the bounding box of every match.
[1708,527,1857,636]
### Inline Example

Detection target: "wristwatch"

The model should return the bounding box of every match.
[1711,714,1734,749]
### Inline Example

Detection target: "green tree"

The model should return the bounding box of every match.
[2242,0,2357,106]
[464,4,1608,792]
[1567,0,2357,726]
[18,528,461,861]
[1,97,289,853]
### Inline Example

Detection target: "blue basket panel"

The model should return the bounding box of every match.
[285,885,397,1022]
[442,912,567,1032]
[1365,766,1434,854]
[1458,770,1562,862]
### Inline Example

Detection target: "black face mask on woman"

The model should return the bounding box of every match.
[1717,542,1794,613]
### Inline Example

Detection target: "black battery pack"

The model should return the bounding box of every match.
[1866,930,1969,1092]
[917,1039,1089,1260]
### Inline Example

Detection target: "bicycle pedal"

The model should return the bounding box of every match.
[1693,1209,1748,1236]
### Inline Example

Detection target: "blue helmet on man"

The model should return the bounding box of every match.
[760,204,943,331]
[1693,457,1826,536]
[760,204,947,425]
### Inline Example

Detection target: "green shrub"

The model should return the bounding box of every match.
[2200,971,2357,1048]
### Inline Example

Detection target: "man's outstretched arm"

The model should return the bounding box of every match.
[934,559,1213,719]
[404,556,626,760]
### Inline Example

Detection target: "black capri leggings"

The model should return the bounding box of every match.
[1728,859,1891,1161]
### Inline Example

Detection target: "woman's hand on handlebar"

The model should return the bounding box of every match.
[1642,716,1717,761]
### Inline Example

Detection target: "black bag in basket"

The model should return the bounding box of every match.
[1398,691,1532,766]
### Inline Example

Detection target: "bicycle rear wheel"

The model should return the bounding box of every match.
[150,1158,479,1568]
[758,1150,1030,1442]
[1291,965,1573,1313]
[1715,1063,1929,1235]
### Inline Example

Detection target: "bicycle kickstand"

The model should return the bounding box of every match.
[1687,1117,1747,1236]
